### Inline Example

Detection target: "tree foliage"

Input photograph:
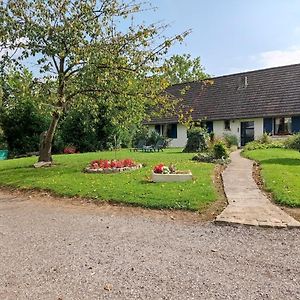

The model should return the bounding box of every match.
[163,54,208,85]
[0,68,50,155]
[1,0,190,162]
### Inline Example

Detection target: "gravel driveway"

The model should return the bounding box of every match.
[0,192,299,300]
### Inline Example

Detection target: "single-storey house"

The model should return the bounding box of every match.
[145,63,300,147]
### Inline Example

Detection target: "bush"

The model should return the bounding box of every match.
[183,127,208,152]
[244,140,284,151]
[192,151,214,162]
[59,108,99,153]
[192,140,230,164]
[213,141,229,159]
[147,130,162,146]
[284,134,300,150]
[132,127,149,147]
[192,150,230,164]
[0,128,7,149]
[0,101,50,156]
[224,134,238,148]
[132,128,169,148]
[260,132,271,144]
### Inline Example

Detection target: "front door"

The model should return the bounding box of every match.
[241,121,254,146]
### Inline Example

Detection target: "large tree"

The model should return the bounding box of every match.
[163,54,208,85]
[1,0,189,163]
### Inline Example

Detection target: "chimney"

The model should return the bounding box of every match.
[238,75,248,90]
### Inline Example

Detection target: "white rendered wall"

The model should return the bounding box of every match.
[169,124,187,147]
[213,118,264,147]
[148,124,187,148]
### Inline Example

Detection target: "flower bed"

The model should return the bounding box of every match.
[84,158,142,174]
[152,163,192,182]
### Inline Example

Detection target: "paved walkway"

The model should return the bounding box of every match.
[215,150,300,228]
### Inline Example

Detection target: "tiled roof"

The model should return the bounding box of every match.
[146,63,300,124]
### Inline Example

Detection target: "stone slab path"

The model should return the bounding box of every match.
[215,150,300,228]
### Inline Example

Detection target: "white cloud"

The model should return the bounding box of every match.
[257,46,300,68]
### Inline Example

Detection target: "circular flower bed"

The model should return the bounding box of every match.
[84,158,142,174]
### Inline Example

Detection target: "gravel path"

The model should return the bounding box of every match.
[0,192,299,300]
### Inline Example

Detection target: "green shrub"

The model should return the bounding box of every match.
[260,132,271,144]
[147,130,162,146]
[209,132,215,143]
[183,127,208,152]
[52,132,65,154]
[0,128,7,149]
[244,140,284,151]
[192,150,230,164]
[132,128,168,148]
[192,151,214,162]
[192,140,230,164]
[0,101,50,156]
[59,105,129,152]
[213,141,229,159]
[284,134,300,150]
[223,134,238,148]
[132,127,149,147]
[60,108,99,152]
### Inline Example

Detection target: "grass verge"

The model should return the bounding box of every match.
[0,148,218,211]
[243,148,300,207]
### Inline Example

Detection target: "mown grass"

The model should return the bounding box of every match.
[0,148,218,210]
[243,148,300,207]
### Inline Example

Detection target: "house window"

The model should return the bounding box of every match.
[197,121,213,133]
[167,124,177,139]
[155,124,161,134]
[224,120,231,130]
[274,117,292,135]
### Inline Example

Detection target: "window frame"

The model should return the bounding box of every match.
[224,120,231,131]
[166,123,177,139]
[274,117,292,135]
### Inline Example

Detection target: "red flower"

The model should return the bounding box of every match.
[63,146,76,154]
[110,160,117,168]
[103,160,110,169]
[123,158,134,167]
[153,163,164,174]
[88,158,137,170]
[92,162,99,169]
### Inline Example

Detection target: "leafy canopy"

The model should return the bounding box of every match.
[163,54,208,85]
[1,0,190,128]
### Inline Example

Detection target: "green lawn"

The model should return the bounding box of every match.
[0,148,218,210]
[243,148,300,207]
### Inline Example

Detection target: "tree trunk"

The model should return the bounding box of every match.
[38,112,60,163]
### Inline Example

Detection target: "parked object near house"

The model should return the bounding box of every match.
[145,63,300,147]
[0,150,8,160]
[131,139,146,152]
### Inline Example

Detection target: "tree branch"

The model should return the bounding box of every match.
[66,87,153,102]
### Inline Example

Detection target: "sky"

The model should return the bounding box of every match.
[3,0,300,77]
[141,0,300,76]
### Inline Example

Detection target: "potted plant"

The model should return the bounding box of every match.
[152,163,192,182]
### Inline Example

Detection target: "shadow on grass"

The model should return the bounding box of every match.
[261,158,300,166]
